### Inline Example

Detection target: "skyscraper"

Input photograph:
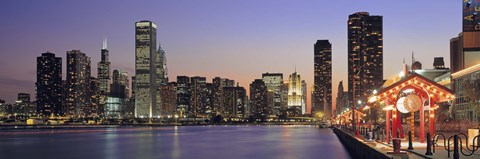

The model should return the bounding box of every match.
[190,76,207,117]
[156,45,168,117]
[313,40,332,116]
[156,45,168,84]
[212,77,235,116]
[176,76,191,117]
[98,38,110,117]
[66,50,91,117]
[135,20,158,118]
[223,86,247,118]
[301,80,307,115]
[36,52,62,116]
[262,73,283,117]
[348,12,383,105]
[250,79,269,118]
[89,77,100,116]
[160,82,176,117]
[287,72,304,117]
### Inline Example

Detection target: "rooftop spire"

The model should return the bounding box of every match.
[102,37,107,50]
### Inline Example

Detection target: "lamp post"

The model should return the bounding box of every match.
[356,100,362,136]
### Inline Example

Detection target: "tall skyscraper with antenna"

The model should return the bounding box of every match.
[98,38,110,116]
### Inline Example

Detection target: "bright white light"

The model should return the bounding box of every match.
[399,71,405,78]
[373,90,378,94]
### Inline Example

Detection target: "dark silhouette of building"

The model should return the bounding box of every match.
[433,57,447,69]
[66,50,91,117]
[313,40,332,115]
[212,77,235,116]
[36,53,63,117]
[223,86,247,118]
[348,12,383,105]
[250,79,269,118]
[450,33,464,73]
[89,77,100,116]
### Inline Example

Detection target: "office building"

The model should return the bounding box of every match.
[134,20,158,118]
[313,40,332,115]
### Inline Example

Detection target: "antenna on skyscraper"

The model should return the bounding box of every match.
[102,37,107,50]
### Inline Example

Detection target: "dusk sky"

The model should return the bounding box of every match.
[0,0,460,108]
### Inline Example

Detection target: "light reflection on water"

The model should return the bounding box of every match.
[0,125,351,159]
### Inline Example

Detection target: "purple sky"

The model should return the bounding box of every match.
[0,0,461,107]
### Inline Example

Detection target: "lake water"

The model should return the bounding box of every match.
[0,125,351,159]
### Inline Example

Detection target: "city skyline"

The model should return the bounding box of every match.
[0,1,460,105]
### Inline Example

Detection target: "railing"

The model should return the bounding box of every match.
[433,132,480,159]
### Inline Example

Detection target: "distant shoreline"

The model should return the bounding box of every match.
[0,123,318,130]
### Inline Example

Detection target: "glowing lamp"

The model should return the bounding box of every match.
[396,94,422,114]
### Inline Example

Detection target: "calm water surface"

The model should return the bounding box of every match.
[0,125,351,159]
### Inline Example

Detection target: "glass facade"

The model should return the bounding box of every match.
[452,64,480,121]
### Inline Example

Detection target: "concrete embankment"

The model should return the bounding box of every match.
[333,127,390,159]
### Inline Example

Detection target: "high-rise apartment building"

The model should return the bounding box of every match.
[223,86,247,118]
[313,40,332,115]
[348,12,383,105]
[250,79,269,118]
[160,82,176,117]
[190,76,207,117]
[212,77,235,116]
[66,50,91,117]
[36,52,63,116]
[135,20,158,118]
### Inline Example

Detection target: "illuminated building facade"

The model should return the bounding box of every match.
[66,50,91,117]
[105,70,128,118]
[313,40,332,115]
[160,82,176,117]
[348,12,383,106]
[262,73,283,117]
[135,20,158,118]
[449,1,480,121]
[190,76,207,117]
[287,72,306,117]
[36,52,63,116]
[176,76,191,117]
[98,38,110,117]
